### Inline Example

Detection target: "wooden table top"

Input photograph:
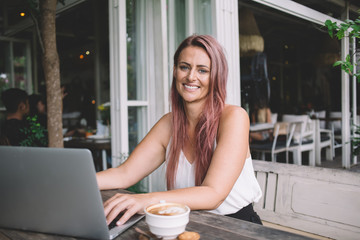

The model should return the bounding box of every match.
[0,189,313,240]
[249,123,275,132]
[64,137,111,150]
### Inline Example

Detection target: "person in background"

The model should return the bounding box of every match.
[0,88,30,146]
[249,96,272,142]
[96,35,262,227]
[29,94,47,128]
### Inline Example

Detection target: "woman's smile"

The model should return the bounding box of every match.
[183,83,200,91]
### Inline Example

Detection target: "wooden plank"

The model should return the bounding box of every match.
[264,173,277,212]
[253,160,360,185]
[186,221,253,240]
[0,230,11,240]
[254,171,267,209]
[189,211,313,240]
[257,210,360,240]
[291,180,360,227]
[0,228,76,240]
[252,160,360,239]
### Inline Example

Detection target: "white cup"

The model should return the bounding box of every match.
[145,202,190,240]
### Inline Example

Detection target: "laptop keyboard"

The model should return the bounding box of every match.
[108,213,123,230]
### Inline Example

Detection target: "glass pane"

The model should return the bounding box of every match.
[126,0,147,101]
[174,0,186,47]
[13,42,28,90]
[239,1,342,114]
[128,106,147,153]
[0,41,11,108]
[194,0,212,35]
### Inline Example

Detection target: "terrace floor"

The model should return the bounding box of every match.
[318,149,360,173]
[254,148,360,173]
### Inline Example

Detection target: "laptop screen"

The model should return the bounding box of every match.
[0,146,111,239]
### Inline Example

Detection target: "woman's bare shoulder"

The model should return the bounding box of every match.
[222,104,249,121]
[218,105,250,134]
[148,112,172,146]
[157,112,172,127]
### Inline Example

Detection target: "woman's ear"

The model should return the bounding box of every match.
[18,102,25,111]
[19,101,30,115]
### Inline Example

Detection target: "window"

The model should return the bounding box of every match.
[0,38,32,109]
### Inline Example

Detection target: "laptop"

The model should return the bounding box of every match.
[0,146,144,239]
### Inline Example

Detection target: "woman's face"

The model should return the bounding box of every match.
[175,46,211,105]
[37,101,46,114]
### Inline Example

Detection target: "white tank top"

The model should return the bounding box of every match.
[166,143,262,215]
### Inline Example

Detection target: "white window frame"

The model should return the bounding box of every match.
[212,0,241,106]
[109,0,169,173]
[109,0,129,166]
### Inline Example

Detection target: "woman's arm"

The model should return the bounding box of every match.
[96,113,172,190]
[103,105,251,225]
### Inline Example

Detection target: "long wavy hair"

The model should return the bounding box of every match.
[166,35,228,189]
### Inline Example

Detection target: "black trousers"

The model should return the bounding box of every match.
[225,203,263,225]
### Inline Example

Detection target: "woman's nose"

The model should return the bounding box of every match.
[187,69,196,81]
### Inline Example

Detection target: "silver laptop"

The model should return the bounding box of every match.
[0,146,143,239]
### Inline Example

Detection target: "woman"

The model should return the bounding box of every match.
[249,97,273,142]
[29,94,47,128]
[96,35,262,227]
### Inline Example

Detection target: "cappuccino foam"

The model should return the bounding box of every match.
[147,204,187,216]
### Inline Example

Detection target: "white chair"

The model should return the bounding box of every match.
[282,114,315,166]
[329,111,343,155]
[271,113,278,124]
[315,110,326,129]
[314,111,334,164]
[314,119,334,165]
[250,121,296,163]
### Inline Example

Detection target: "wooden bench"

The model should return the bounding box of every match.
[253,160,360,240]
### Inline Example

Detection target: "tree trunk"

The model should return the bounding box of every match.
[40,0,63,147]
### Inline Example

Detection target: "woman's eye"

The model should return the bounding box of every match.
[199,69,208,74]
[179,65,189,71]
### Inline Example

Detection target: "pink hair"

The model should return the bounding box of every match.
[167,35,228,189]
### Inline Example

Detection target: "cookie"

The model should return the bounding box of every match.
[178,231,200,240]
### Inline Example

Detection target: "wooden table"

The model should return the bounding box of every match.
[0,189,314,240]
[250,123,274,132]
[64,137,111,171]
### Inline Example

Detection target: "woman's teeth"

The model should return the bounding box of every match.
[184,84,199,89]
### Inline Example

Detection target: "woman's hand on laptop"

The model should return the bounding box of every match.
[103,193,158,226]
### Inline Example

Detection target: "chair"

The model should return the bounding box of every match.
[314,119,334,165]
[282,114,315,166]
[329,111,343,155]
[271,113,278,124]
[250,121,296,163]
[314,111,334,164]
[315,110,326,129]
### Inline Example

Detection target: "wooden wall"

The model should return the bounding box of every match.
[253,160,360,239]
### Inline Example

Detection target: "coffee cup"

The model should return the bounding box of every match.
[144,202,190,240]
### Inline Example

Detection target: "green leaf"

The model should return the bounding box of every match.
[325,20,335,37]
[346,54,351,62]
[336,29,345,39]
[333,61,343,67]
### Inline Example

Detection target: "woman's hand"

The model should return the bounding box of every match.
[103,193,158,226]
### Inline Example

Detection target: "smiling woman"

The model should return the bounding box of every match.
[96,35,262,229]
